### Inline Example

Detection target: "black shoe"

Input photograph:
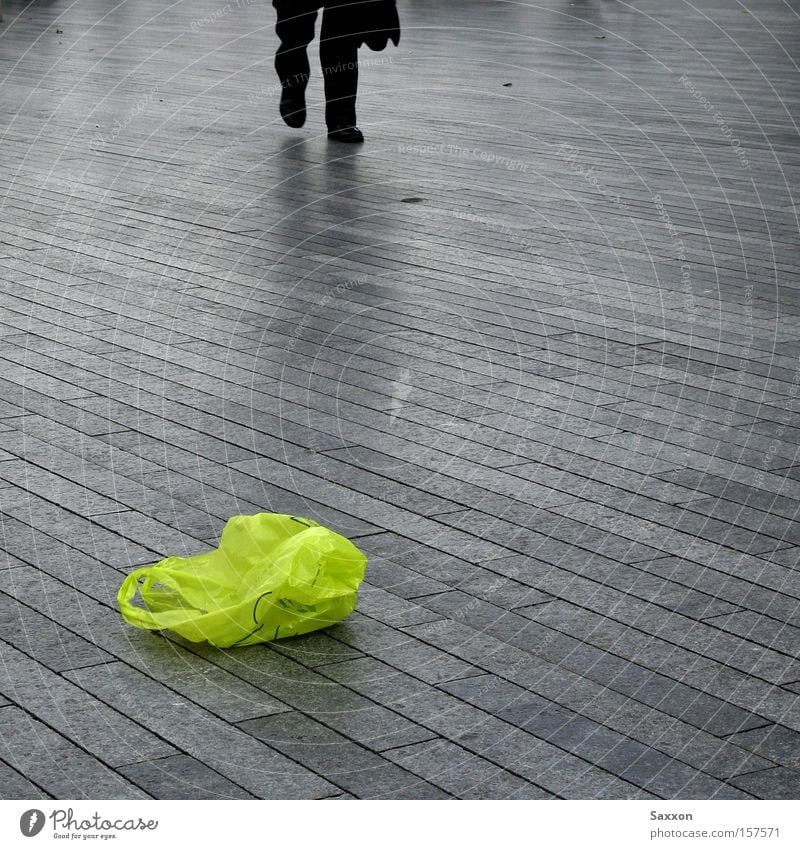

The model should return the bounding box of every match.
[327,125,364,144]
[279,89,306,128]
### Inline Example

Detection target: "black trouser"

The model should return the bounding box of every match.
[273,0,359,128]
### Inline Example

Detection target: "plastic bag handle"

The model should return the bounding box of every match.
[117,565,203,631]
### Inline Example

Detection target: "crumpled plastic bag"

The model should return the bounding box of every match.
[117,513,367,647]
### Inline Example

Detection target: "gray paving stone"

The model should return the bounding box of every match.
[638,552,800,609]
[411,586,771,734]
[0,461,125,518]
[384,738,554,799]
[359,535,543,612]
[2,0,799,801]
[478,412,683,477]
[522,597,800,692]
[355,583,446,628]
[0,644,177,768]
[190,640,439,752]
[0,355,96,401]
[327,614,478,683]
[238,711,449,799]
[658,468,800,522]
[413,590,537,643]
[0,400,24,418]
[233,448,462,518]
[642,556,800,623]
[97,484,226,541]
[0,750,50,799]
[402,688,656,799]
[357,531,483,584]
[680,498,800,547]
[228,455,502,556]
[96,433,381,540]
[0,388,131,437]
[89,510,211,559]
[705,610,800,657]
[728,767,800,800]
[118,755,257,800]
[727,725,800,770]
[0,706,149,799]
[764,546,800,569]
[437,506,665,565]
[321,444,577,512]
[0,492,160,569]
[358,550,451,600]
[404,617,770,739]
[101,429,259,471]
[596,408,795,474]
[1,548,153,637]
[501,452,690,500]
[0,566,292,723]
[440,674,751,799]
[65,663,337,799]
[73,388,354,458]
[130,650,291,724]
[319,657,652,798]
[6,415,164,479]
[0,551,29,572]
[0,592,112,672]
[457,571,552,610]
[593,404,767,456]
[553,496,786,557]
[272,632,366,668]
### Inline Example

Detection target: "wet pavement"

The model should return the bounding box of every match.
[0,0,799,799]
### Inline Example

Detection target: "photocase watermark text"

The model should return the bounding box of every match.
[92,86,158,146]
[679,74,751,169]
[652,193,697,324]
[190,0,260,31]
[398,142,529,172]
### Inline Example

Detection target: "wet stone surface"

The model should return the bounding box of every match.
[0,0,798,799]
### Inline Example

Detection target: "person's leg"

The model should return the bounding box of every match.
[273,0,318,126]
[319,1,360,135]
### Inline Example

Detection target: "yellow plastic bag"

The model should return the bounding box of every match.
[117,513,367,647]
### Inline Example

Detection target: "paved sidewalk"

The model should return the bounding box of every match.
[1,0,799,799]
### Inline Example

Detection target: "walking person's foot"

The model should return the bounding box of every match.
[279,87,306,128]
[327,124,364,143]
